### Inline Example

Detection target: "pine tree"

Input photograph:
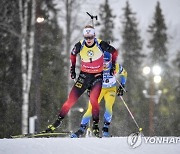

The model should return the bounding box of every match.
[147,2,177,135]
[96,0,116,42]
[171,51,180,135]
[0,0,22,138]
[117,1,145,136]
[147,1,168,65]
[121,1,144,101]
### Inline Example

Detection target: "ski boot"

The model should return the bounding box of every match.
[41,116,63,133]
[92,121,100,138]
[102,122,110,137]
[71,125,86,138]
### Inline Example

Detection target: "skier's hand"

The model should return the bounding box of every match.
[110,63,115,76]
[70,65,76,79]
[117,84,125,96]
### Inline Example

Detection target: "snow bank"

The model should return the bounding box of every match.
[0,137,179,154]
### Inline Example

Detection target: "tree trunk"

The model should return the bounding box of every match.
[19,0,28,134]
[27,0,36,132]
[65,0,72,94]
[27,0,36,94]
[19,0,36,134]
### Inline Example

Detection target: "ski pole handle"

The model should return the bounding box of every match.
[116,79,127,93]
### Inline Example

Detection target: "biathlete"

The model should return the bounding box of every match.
[42,25,118,137]
[71,51,127,138]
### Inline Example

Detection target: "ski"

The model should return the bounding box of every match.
[11,132,70,139]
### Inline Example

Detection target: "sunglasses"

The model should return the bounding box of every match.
[84,36,94,40]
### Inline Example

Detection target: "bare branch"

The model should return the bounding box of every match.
[0,22,21,38]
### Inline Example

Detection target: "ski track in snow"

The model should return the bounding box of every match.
[0,137,179,154]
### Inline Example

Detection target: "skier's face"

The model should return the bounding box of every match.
[84,35,95,46]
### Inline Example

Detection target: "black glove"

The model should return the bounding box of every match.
[117,84,125,96]
[110,63,115,76]
[70,65,76,79]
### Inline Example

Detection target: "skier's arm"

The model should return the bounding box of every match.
[116,64,127,96]
[99,41,118,63]
[70,42,81,66]
[100,41,118,75]
[70,42,81,79]
[119,65,127,86]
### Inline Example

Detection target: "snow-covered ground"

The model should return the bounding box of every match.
[0,137,179,154]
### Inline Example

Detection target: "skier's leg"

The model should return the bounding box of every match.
[103,87,116,137]
[71,89,105,138]
[58,85,85,117]
[90,80,102,137]
[43,77,87,133]
[81,102,92,126]
[81,89,104,126]
[70,102,92,138]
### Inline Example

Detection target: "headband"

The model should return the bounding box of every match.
[83,28,95,36]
